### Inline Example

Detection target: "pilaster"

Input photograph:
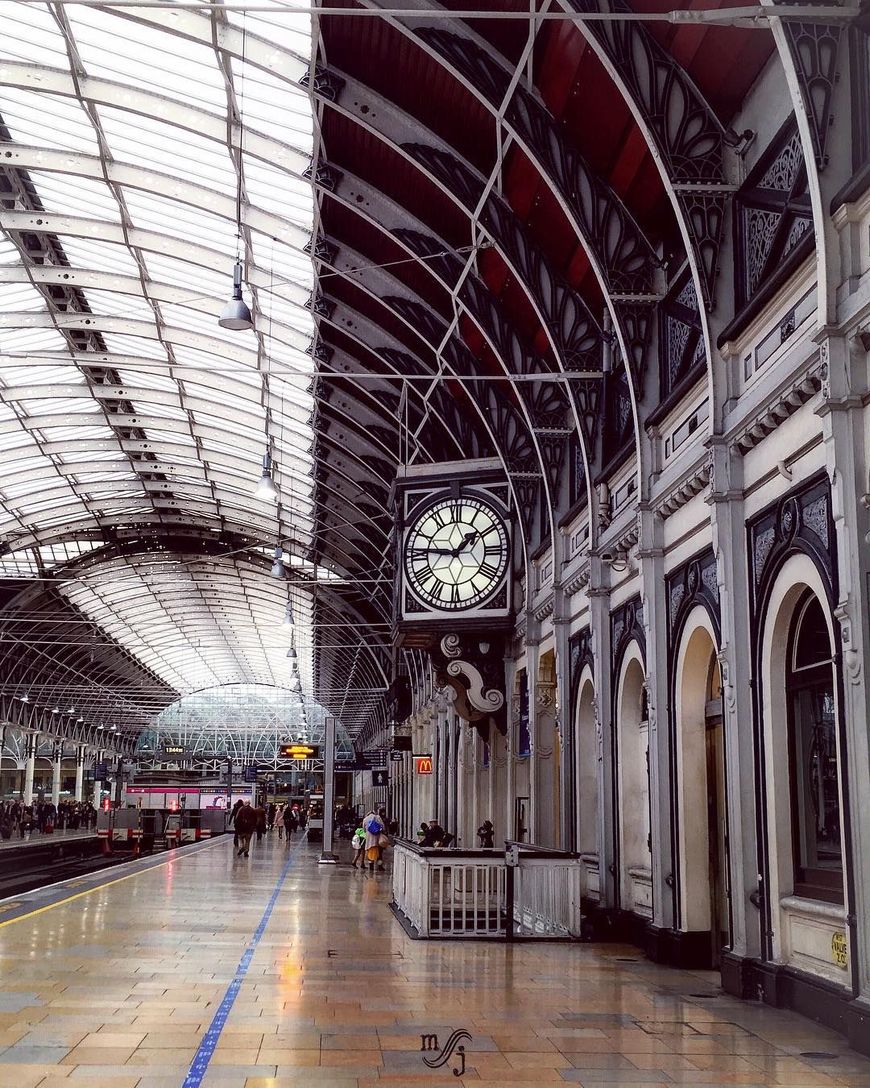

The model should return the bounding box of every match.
[708,437,760,959]
[817,328,870,1001]
[637,502,675,930]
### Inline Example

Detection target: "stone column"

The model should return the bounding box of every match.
[638,502,675,932]
[74,746,85,802]
[51,741,63,807]
[588,563,616,910]
[22,733,37,804]
[708,438,760,964]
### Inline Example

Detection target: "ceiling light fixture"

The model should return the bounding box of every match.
[282,600,295,628]
[286,645,297,661]
[255,451,278,500]
[219,259,254,331]
[220,23,253,333]
[288,675,301,692]
[270,546,286,579]
[20,693,29,703]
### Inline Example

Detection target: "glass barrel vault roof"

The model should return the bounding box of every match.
[0,3,324,717]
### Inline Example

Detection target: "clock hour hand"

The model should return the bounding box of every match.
[454,530,478,555]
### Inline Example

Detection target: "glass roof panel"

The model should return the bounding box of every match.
[0,1,323,725]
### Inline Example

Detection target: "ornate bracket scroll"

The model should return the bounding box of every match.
[431,633,507,736]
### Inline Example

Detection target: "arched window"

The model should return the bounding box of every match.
[787,593,842,902]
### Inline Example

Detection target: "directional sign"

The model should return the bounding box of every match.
[244,765,258,783]
[336,750,387,771]
[389,750,404,762]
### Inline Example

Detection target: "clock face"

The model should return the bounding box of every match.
[404,495,510,611]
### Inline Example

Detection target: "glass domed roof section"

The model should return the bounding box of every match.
[0,2,321,700]
[142,683,354,765]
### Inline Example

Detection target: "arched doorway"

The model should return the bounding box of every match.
[760,555,847,982]
[675,611,727,966]
[575,670,599,899]
[617,647,651,918]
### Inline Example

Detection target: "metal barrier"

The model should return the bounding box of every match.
[391,840,583,940]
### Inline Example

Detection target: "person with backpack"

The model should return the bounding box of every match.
[362,809,385,872]
[351,825,366,868]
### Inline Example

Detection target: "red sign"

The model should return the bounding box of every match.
[415,755,433,775]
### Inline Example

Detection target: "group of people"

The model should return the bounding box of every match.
[412,818,495,849]
[351,807,396,872]
[0,799,98,841]
[229,799,304,856]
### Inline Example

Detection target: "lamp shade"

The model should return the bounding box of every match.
[219,260,254,331]
[270,545,286,579]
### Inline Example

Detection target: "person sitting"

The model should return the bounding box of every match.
[477,820,495,849]
[422,819,445,847]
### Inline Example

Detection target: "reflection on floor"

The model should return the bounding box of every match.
[0,834,867,1088]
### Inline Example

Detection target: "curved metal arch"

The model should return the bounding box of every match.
[0,145,312,257]
[0,263,314,343]
[317,190,560,532]
[0,60,313,177]
[317,12,652,511]
[315,68,605,449]
[312,259,529,476]
[314,255,544,541]
[550,0,736,440]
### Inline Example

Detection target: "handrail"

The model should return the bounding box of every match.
[504,839,582,860]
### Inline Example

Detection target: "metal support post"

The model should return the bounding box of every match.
[74,746,85,802]
[318,714,338,864]
[23,734,36,804]
[51,741,62,808]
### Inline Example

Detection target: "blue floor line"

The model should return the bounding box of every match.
[181,839,301,1088]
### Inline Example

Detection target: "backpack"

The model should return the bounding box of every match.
[366,816,383,835]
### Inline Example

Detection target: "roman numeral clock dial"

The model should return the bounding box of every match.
[404,496,510,611]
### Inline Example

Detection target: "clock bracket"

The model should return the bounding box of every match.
[430,632,508,737]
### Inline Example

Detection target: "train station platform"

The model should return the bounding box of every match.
[0,835,868,1088]
[0,830,95,854]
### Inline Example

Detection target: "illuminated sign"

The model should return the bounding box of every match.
[279,743,320,760]
[415,755,433,775]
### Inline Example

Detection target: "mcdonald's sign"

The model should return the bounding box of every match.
[415,755,433,775]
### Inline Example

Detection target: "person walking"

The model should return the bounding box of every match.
[234,801,257,857]
[254,805,266,842]
[275,803,285,839]
[282,803,297,841]
[351,824,366,869]
[362,809,385,873]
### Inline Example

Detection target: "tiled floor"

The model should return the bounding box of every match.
[0,834,867,1088]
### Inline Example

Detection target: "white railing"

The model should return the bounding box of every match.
[513,856,584,937]
[391,840,583,940]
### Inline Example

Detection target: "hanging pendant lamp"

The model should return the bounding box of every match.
[219,259,254,331]
[270,546,286,579]
[255,451,278,500]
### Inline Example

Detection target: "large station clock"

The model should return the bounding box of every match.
[404,494,510,611]
[394,463,514,629]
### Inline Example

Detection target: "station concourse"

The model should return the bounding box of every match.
[1,0,870,1086]
[2,834,870,1088]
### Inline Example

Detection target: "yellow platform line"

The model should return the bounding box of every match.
[0,836,226,930]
